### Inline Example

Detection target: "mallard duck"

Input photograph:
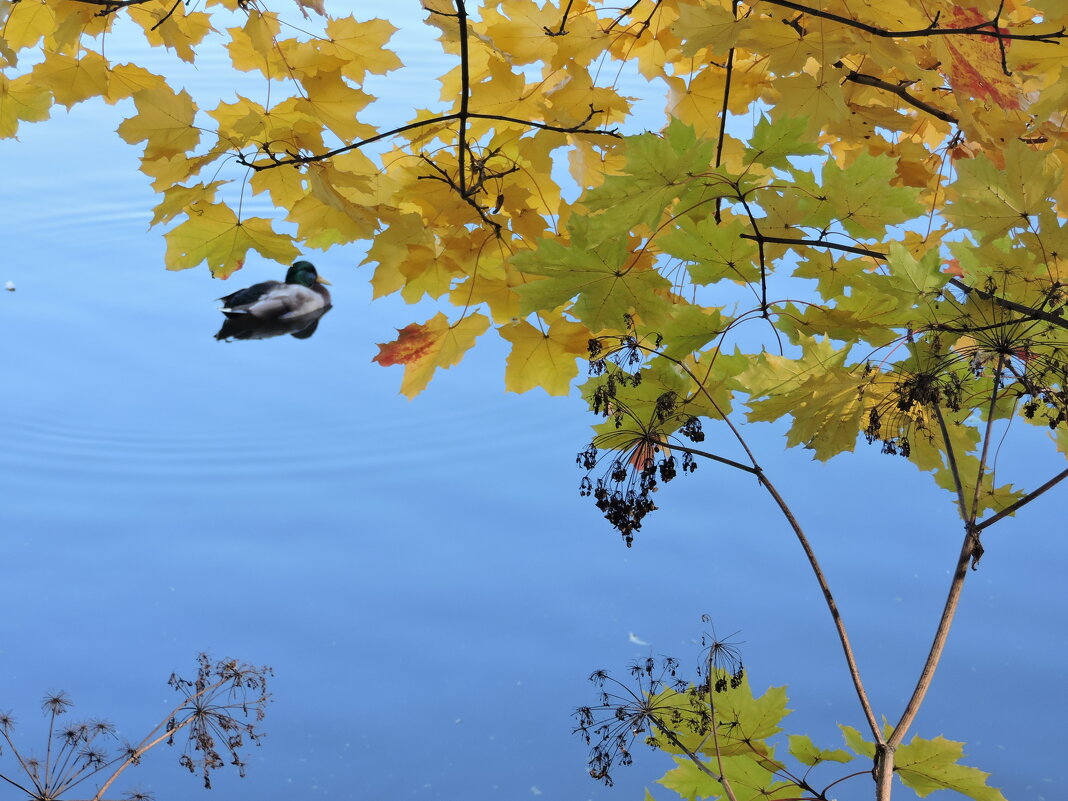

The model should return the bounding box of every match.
[218,260,331,319]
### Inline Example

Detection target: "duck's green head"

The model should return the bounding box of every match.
[286,260,329,287]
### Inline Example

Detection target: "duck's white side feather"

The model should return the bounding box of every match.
[223,285,327,319]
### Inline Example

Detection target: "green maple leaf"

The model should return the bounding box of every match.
[775,291,905,348]
[582,118,722,234]
[740,337,873,460]
[813,152,924,239]
[839,724,876,759]
[744,115,822,171]
[945,140,1062,243]
[654,304,729,358]
[659,754,801,801]
[792,253,868,302]
[660,217,760,286]
[885,242,946,300]
[653,674,789,760]
[512,231,672,331]
[895,734,1007,801]
[787,734,854,766]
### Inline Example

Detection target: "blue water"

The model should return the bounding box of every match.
[1,4,1065,800]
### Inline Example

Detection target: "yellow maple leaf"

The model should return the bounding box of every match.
[324,16,402,83]
[139,151,217,191]
[250,163,309,208]
[117,86,199,159]
[131,4,214,64]
[209,95,267,147]
[286,172,378,248]
[500,316,590,395]
[49,0,111,50]
[0,72,51,137]
[163,200,299,277]
[373,312,491,398]
[277,37,346,79]
[2,0,55,51]
[30,51,108,109]
[227,17,288,77]
[104,62,166,104]
[449,273,522,321]
[292,70,376,142]
[150,181,222,226]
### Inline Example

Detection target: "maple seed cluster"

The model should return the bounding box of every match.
[574,621,746,787]
[167,654,272,789]
[579,330,704,545]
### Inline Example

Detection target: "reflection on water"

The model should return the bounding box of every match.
[215,306,330,341]
[1,6,1066,801]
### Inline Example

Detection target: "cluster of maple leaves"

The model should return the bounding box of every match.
[2,0,1067,512]
[4,1,1068,797]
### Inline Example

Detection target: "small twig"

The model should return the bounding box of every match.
[839,68,958,125]
[650,439,758,474]
[544,0,575,35]
[149,0,183,31]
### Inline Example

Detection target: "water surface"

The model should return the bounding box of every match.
[0,6,1065,801]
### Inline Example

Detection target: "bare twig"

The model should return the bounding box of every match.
[839,68,958,125]
[758,0,1065,44]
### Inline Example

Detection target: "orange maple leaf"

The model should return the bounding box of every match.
[372,312,490,398]
[373,321,437,367]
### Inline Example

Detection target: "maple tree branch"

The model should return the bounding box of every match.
[738,201,770,314]
[238,111,619,171]
[839,68,958,125]
[758,0,1067,43]
[714,0,740,224]
[947,277,1068,333]
[888,522,977,750]
[888,404,982,752]
[975,466,1068,531]
[739,233,887,260]
[641,344,881,741]
[754,468,884,744]
[545,0,575,35]
[69,0,161,13]
[456,0,470,196]
[969,363,1004,538]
